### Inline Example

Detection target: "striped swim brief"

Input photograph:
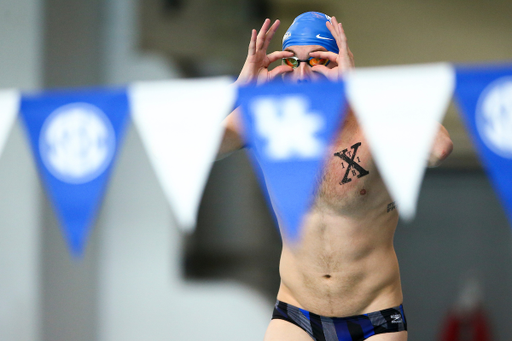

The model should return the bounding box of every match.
[272,300,407,341]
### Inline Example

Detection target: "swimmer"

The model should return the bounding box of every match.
[219,11,453,341]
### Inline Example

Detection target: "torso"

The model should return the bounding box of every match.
[274,112,403,317]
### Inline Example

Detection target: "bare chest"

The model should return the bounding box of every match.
[315,121,391,215]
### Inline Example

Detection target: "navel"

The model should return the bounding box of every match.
[323,274,332,279]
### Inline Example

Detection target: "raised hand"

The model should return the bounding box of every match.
[236,19,294,86]
[309,16,354,81]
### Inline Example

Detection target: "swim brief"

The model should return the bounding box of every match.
[272,300,407,341]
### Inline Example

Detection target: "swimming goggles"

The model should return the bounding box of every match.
[282,56,330,69]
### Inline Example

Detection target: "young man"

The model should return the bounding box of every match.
[219,12,453,341]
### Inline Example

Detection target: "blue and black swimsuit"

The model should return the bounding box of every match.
[272,300,407,341]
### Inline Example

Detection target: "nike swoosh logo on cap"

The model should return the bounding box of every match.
[316,34,334,40]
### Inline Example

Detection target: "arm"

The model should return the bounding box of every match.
[216,19,293,160]
[428,123,453,167]
[311,18,451,168]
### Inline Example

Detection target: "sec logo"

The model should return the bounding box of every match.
[39,103,116,184]
[476,77,512,159]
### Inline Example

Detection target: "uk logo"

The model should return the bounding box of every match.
[476,77,512,159]
[252,96,324,160]
[39,102,116,184]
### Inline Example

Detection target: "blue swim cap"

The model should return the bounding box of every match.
[282,12,339,54]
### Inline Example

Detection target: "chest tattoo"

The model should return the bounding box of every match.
[334,142,370,185]
[387,201,397,213]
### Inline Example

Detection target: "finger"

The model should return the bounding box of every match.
[331,16,338,27]
[268,65,293,79]
[332,17,344,37]
[330,16,341,37]
[309,51,339,62]
[256,18,271,51]
[326,20,335,36]
[338,22,348,44]
[257,18,271,38]
[263,19,280,52]
[327,17,347,48]
[267,50,294,63]
[325,20,341,46]
[336,25,352,68]
[247,29,257,55]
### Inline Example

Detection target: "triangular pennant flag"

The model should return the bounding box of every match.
[0,89,20,160]
[238,81,347,241]
[346,63,455,220]
[128,77,236,232]
[20,87,130,256]
[454,63,512,228]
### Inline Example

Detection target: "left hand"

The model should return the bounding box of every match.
[236,19,293,86]
[309,16,354,81]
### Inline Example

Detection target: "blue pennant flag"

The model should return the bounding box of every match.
[454,63,512,228]
[238,81,347,241]
[20,87,129,256]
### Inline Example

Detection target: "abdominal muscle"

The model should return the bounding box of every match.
[276,211,403,317]
[273,114,404,317]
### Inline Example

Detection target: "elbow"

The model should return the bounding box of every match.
[428,138,453,168]
[443,139,454,161]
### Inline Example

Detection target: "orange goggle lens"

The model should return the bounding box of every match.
[283,57,329,69]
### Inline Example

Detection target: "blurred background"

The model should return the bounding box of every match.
[1,0,512,340]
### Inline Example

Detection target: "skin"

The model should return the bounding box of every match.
[219,17,453,341]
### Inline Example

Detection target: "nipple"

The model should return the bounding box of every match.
[360,189,367,195]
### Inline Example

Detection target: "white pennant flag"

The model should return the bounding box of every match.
[346,63,455,220]
[0,89,20,160]
[129,77,236,231]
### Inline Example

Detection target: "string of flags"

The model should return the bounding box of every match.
[0,62,511,256]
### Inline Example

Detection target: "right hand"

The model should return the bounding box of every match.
[236,19,294,86]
